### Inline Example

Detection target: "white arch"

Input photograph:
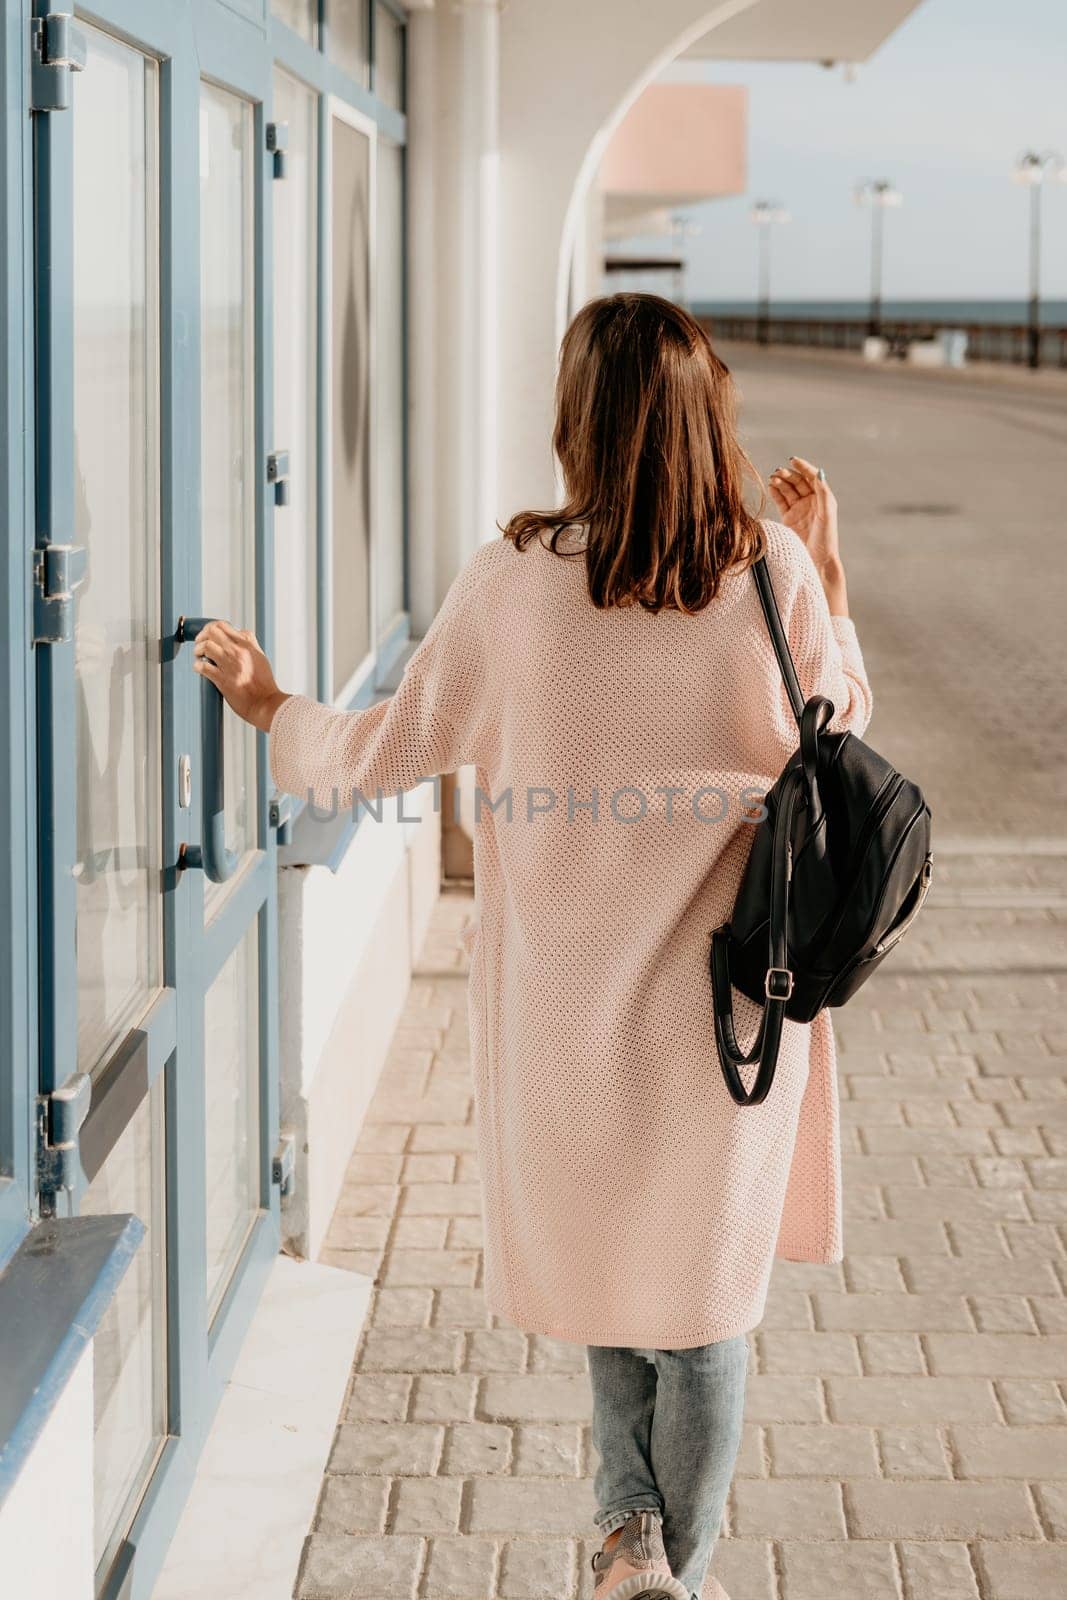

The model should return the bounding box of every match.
[496,0,761,517]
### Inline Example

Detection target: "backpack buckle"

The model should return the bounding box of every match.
[765,967,794,1001]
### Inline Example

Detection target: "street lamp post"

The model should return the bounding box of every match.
[1012,150,1065,370]
[670,212,701,309]
[854,179,902,338]
[750,201,789,346]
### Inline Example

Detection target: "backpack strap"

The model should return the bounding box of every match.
[752,555,804,727]
[710,765,804,1105]
[709,556,830,1106]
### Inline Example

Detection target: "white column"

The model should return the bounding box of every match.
[406,0,500,632]
[405,3,439,635]
[568,178,606,323]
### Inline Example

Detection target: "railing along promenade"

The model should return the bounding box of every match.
[699,313,1067,369]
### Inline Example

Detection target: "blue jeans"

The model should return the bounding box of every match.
[587,1336,749,1600]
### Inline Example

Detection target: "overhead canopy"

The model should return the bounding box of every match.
[599,83,746,238]
[682,0,925,62]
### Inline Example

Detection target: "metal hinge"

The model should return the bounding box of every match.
[266,121,288,179]
[267,449,290,506]
[272,1132,296,1198]
[30,12,87,112]
[32,542,87,643]
[37,1071,91,1212]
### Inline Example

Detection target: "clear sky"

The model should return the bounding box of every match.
[650,0,1067,304]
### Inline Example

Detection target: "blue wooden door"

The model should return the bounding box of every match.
[31,3,281,1594]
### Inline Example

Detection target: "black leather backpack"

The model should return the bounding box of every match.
[710,555,933,1106]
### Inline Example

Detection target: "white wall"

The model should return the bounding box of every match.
[277,785,440,1262]
[0,1347,94,1600]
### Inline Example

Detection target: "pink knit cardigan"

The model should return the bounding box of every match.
[268,521,873,1347]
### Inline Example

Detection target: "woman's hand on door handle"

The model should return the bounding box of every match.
[192,618,291,734]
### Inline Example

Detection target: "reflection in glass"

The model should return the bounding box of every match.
[330,114,372,696]
[374,3,405,111]
[328,0,368,86]
[273,70,318,698]
[200,82,257,919]
[376,137,406,635]
[205,922,261,1320]
[271,0,316,43]
[82,1081,166,1576]
[72,25,162,1075]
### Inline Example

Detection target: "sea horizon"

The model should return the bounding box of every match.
[692,297,1067,326]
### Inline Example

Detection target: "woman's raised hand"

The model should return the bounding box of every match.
[192,619,290,733]
[768,455,849,617]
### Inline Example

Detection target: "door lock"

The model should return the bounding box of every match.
[178,754,192,809]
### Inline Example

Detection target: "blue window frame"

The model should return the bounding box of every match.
[272,0,410,722]
[0,1,37,1272]
[0,2,409,1595]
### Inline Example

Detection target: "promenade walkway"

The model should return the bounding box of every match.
[293,353,1067,1600]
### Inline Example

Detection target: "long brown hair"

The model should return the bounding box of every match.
[503,293,766,612]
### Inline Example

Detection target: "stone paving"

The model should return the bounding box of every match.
[293,862,1067,1600]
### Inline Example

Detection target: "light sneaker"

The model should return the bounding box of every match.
[590,1509,690,1599]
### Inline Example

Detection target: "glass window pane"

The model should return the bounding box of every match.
[374,3,404,111]
[273,70,318,700]
[375,137,405,635]
[81,1080,167,1575]
[330,113,372,696]
[200,83,257,917]
[204,922,261,1320]
[271,0,316,43]
[72,26,162,1076]
[329,0,368,86]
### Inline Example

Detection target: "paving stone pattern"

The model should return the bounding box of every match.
[293,860,1067,1600]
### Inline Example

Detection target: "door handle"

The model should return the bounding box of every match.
[178,616,239,884]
